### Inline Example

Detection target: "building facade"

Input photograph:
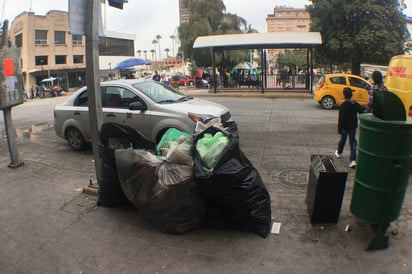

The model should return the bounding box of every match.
[266,6,311,66]
[178,0,191,25]
[266,6,310,33]
[8,10,135,94]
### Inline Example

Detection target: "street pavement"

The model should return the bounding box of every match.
[0,89,411,273]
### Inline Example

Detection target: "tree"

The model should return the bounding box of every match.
[136,49,141,57]
[307,0,409,75]
[165,48,170,58]
[277,49,308,69]
[178,0,251,67]
[152,39,158,61]
[143,50,148,60]
[150,49,156,61]
[170,35,176,57]
[156,34,162,60]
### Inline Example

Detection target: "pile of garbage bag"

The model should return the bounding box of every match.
[115,136,206,234]
[193,121,272,238]
[97,121,272,237]
[97,123,156,207]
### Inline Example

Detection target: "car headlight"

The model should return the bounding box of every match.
[188,113,216,123]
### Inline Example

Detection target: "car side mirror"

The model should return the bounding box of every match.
[129,101,147,111]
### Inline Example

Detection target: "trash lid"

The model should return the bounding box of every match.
[372,89,406,121]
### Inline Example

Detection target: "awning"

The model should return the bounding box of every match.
[193,32,322,50]
[41,77,60,83]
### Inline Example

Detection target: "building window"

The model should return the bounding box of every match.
[73,55,84,64]
[35,30,47,45]
[35,56,48,66]
[15,33,22,48]
[55,31,66,45]
[72,34,82,45]
[99,37,134,56]
[55,55,66,64]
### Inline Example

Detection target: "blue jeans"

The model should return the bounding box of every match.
[338,128,357,162]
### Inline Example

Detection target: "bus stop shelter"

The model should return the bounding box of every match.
[193,32,322,93]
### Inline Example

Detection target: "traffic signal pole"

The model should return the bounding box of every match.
[85,0,103,180]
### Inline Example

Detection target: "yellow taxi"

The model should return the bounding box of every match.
[385,54,412,117]
[314,73,371,109]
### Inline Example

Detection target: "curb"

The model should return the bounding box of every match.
[183,89,314,99]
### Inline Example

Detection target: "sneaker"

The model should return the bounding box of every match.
[349,161,356,168]
[334,150,341,158]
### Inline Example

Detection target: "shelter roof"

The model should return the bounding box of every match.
[193,32,322,50]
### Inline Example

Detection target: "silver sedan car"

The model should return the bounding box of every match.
[54,79,231,150]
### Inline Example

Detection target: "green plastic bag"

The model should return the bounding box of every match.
[156,128,191,156]
[195,131,229,169]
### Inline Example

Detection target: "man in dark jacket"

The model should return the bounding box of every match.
[152,71,161,81]
[335,87,364,168]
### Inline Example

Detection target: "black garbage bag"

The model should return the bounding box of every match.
[97,123,155,207]
[193,121,272,238]
[115,141,206,234]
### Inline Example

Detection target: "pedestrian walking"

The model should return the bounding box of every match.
[31,85,36,99]
[335,87,364,168]
[39,84,45,98]
[152,71,161,82]
[365,70,387,113]
[161,74,169,86]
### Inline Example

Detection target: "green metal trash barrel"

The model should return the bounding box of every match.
[350,113,412,224]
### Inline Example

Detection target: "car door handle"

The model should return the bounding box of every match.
[106,113,116,117]
[73,111,81,116]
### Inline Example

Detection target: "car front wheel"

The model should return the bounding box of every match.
[321,96,335,109]
[66,127,86,150]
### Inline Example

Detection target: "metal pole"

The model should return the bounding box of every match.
[1,20,23,168]
[182,51,187,89]
[261,49,264,94]
[3,108,23,168]
[221,50,225,88]
[310,48,314,94]
[306,49,310,91]
[211,47,216,93]
[85,0,103,180]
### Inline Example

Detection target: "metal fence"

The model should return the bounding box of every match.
[212,73,321,90]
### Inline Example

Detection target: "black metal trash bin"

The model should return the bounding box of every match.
[306,155,348,223]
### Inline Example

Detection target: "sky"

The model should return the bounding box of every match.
[1,0,412,59]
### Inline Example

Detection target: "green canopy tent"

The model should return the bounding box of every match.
[228,61,260,83]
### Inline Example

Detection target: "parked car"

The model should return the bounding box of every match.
[54,79,232,150]
[168,74,194,86]
[314,73,371,109]
[385,54,412,117]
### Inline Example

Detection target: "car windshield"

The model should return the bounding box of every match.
[132,81,188,103]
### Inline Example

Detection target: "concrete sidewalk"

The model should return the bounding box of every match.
[0,95,411,273]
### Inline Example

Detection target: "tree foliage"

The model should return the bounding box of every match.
[178,0,253,67]
[307,0,409,75]
[277,50,308,69]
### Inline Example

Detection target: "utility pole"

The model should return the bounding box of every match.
[85,0,103,179]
